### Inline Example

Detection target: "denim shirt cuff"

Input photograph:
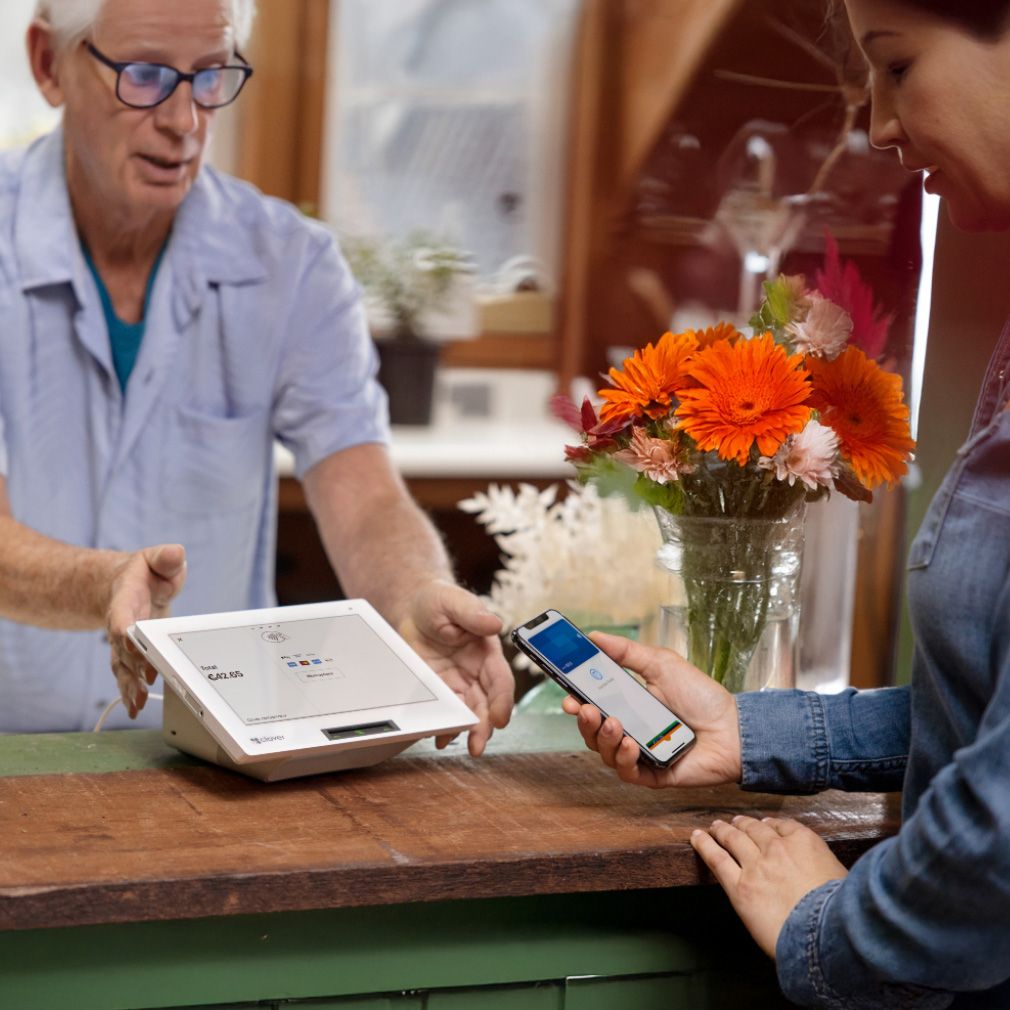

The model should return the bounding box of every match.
[776,880,955,1010]
[777,878,844,1007]
[737,689,829,793]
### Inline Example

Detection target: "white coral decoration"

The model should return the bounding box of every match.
[786,292,853,360]
[758,419,840,491]
[458,482,669,669]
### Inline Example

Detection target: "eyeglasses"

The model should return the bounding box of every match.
[85,41,253,110]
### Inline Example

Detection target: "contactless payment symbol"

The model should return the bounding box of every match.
[261,630,289,644]
[589,668,604,681]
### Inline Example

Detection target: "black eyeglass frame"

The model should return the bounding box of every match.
[85,41,254,110]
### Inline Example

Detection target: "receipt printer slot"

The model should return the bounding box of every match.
[323,720,399,742]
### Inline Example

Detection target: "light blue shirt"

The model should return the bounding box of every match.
[0,127,389,732]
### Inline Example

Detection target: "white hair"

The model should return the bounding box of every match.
[33,0,257,51]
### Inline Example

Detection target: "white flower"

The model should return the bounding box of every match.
[786,293,852,360]
[457,482,670,668]
[758,420,839,491]
[458,483,558,534]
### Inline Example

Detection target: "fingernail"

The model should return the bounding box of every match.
[691,829,702,839]
[731,815,742,824]
[710,819,723,828]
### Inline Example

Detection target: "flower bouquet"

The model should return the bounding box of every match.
[555,240,916,691]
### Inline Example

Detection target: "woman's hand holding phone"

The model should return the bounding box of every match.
[561,631,743,789]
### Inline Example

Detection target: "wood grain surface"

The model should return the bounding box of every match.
[0,751,900,932]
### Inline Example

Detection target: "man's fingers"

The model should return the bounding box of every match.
[145,544,188,608]
[112,660,142,718]
[464,688,491,757]
[145,543,187,581]
[421,581,502,640]
[107,592,148,640]
[478,650,514,729]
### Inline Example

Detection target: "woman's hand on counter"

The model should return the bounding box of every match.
[561,632,743,789]
[690,814,848,959]
[106,544,187,718]
[399,579,514,757]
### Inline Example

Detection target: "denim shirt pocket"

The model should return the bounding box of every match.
[907,419,1004,571]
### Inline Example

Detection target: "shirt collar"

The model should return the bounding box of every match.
[170,166,269,286]
[15,126,83,297]
[14,126,269,298]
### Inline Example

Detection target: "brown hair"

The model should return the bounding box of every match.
[829,0,1010,39]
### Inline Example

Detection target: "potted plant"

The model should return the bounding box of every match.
[344,231,476,425]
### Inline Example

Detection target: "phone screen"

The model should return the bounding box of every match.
[517,611,695,765]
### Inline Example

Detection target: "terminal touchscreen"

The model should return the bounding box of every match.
[129,600,478,781]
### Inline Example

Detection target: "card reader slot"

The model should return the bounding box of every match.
[323,720,399,742]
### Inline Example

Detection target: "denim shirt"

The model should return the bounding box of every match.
[0,128,389,732]
[735,319,1010,1009]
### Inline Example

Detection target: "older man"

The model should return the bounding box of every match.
[0,0,513,744]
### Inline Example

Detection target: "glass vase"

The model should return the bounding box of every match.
[654,504,805,693]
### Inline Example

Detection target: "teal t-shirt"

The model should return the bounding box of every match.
[82,243,166,394]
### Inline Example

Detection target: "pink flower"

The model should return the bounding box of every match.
[614,427,694,484]
[815,232,892,360]
[758,419,839,491]
[786,293,853,360]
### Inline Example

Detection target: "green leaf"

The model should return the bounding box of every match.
[576,456,687,513]
[633,474,684,512]
[761,277,793,327]
[576,456,641,504]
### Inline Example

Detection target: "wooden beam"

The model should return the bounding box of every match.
[556,0,619,393]
[234,0,330,211]
[617,0,743,199]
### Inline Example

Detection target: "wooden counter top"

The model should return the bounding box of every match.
[0,727,900,933]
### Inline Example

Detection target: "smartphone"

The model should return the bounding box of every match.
[512,609,696,768]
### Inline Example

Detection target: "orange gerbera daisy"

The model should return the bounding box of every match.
[684,321,744,350]
[598,329,699,425]
[674,333,812,466]
[806,345,915,489]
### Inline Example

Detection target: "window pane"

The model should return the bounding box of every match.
[323,0,579,280]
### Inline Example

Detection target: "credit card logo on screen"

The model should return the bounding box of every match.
[646,721,682,750]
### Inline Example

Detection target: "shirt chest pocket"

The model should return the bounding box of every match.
[908,413,1010,570]
[161,404,270,516]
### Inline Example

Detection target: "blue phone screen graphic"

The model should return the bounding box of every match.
[529,621,597,673]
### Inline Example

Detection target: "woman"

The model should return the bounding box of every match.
[564,1,1010,1006]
